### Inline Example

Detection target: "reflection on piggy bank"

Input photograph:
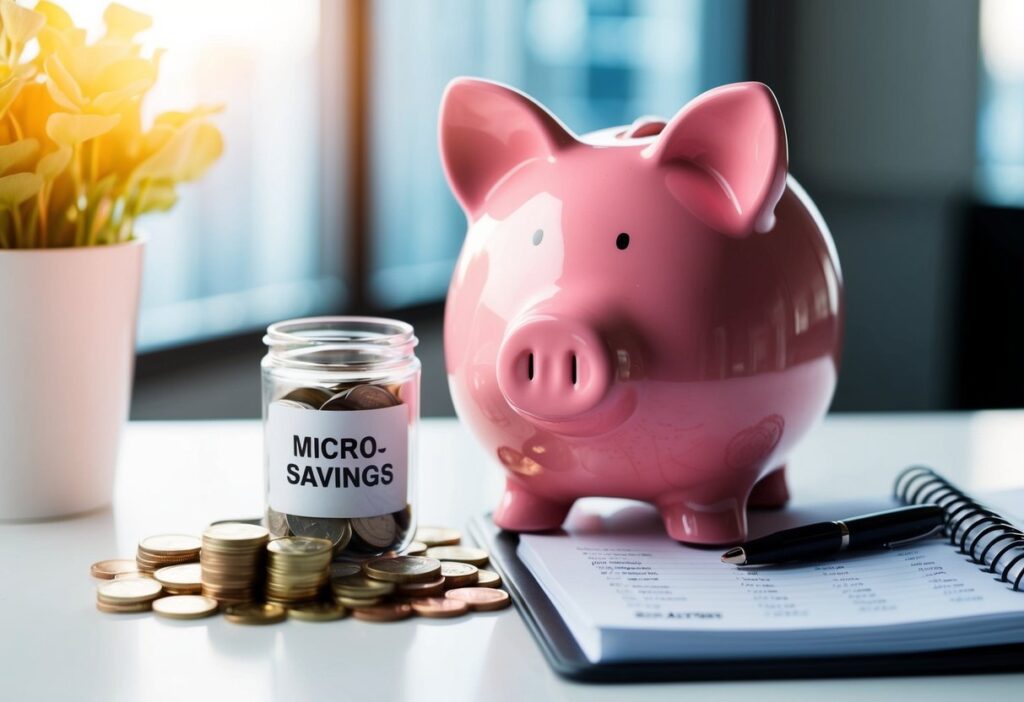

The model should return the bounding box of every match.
[439,78,842,545]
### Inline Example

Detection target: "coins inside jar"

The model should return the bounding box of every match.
[266,383,414,558]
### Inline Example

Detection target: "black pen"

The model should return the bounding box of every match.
[721,505,946,566]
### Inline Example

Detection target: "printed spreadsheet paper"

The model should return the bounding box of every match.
[517,492,1024,662]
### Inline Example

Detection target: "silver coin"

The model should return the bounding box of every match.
[286,514,351,548]
[265,508,290,537]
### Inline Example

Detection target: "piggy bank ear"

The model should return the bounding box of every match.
[440,78,576,217]
[647,82,788,237]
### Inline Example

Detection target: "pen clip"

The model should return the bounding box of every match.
[884,523,944,548]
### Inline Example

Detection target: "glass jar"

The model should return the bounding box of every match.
[261,317,420,559]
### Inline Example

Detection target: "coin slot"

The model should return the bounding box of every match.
[570,353,577,386]
[527,352,534,381]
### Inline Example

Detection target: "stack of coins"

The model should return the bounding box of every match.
[136,534,201,574]
[266,383,414,557]
[96,578,163,613]
[265,537,333,605]
[92,523,510,624]
[200,522,269,605]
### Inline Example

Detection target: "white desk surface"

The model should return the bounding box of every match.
[3,413,1024,701]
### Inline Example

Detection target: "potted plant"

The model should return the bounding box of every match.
[0,1,222,519]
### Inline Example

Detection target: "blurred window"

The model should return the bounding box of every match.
[977,0,1024,202]
[74,0,341,351]
[367,0,746,308]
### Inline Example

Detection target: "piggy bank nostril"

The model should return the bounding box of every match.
[527,352,534,381]
[570,353,578,386]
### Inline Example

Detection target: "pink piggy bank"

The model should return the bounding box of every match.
[440,78,842,545]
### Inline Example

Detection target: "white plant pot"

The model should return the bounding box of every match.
[0,240,144,520]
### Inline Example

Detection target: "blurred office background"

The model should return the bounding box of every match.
[91,0,1023,419]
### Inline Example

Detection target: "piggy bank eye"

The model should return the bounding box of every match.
[532,229,543,246]
[616,232,630,250]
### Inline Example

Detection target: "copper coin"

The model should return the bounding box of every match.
[445,587,510,612]
[320,392,359,411]
[352,602,413,622]
[279,387,331,407]
[440,561,478,588]
[411,597,469,619]
[345,385,401,409]
[475,569,502,588]
[404,541,428,556]
[90,559,139,579]
[396,577,446,598]
[352,515,397,549]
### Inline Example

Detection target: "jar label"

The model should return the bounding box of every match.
[266,402,409,518]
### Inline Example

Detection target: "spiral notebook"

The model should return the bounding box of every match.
[469,467,1024,681]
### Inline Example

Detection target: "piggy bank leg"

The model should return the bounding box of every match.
[493,478,573,532]
[657,473,766,545]
[747,465,790,509]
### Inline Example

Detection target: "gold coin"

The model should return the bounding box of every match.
[153,595,219,620]
[113,572,149,581]
[223,602,287,625]
[138,534,201,555]
[352,515,397,549]
[411,597,469,619]
[97,578,163,604]
[424,546,488,567]
[352,602,413,622]
[203,522,269,545]
[331,574,395,599]
[396,577,446,598]
[415,527,461,547]
[96,600,152,614]
[288,602,349,622]
[475,569,502,588]
[267,536,333,556]
[364,556,441,584]
[440,561,478,588]
[404,541,428,556]
[445,587,510,611]
[335,595,382,608]
[154,563,202,589]
[90,559,139,579]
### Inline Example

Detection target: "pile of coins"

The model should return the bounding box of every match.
[200,523,270,605]
[265,537,333,605]
[267,383,413,558]
[91,524,510,624]
[136,534,201,574]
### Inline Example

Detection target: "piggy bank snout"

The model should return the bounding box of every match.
[496,315,613,422]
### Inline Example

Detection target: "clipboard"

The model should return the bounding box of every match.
[466,513,1024,683]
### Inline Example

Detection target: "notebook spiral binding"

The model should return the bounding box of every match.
[895,466,1024,591]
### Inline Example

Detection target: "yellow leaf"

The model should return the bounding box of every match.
[36,145,71,181]
[136,180,177,213]
[0,138,38,175]
[154,104,225,129]
[46,112,120,145]
[92,57,155,97]
[0,171,43,209]
[34,1,74,31]
[133,121,223,183]
[102,3,151,40]
[90,79,150,112]
[37,24,85,61]
[1,0,45,46]
[44,55,84,111]
[0,75,24,118]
